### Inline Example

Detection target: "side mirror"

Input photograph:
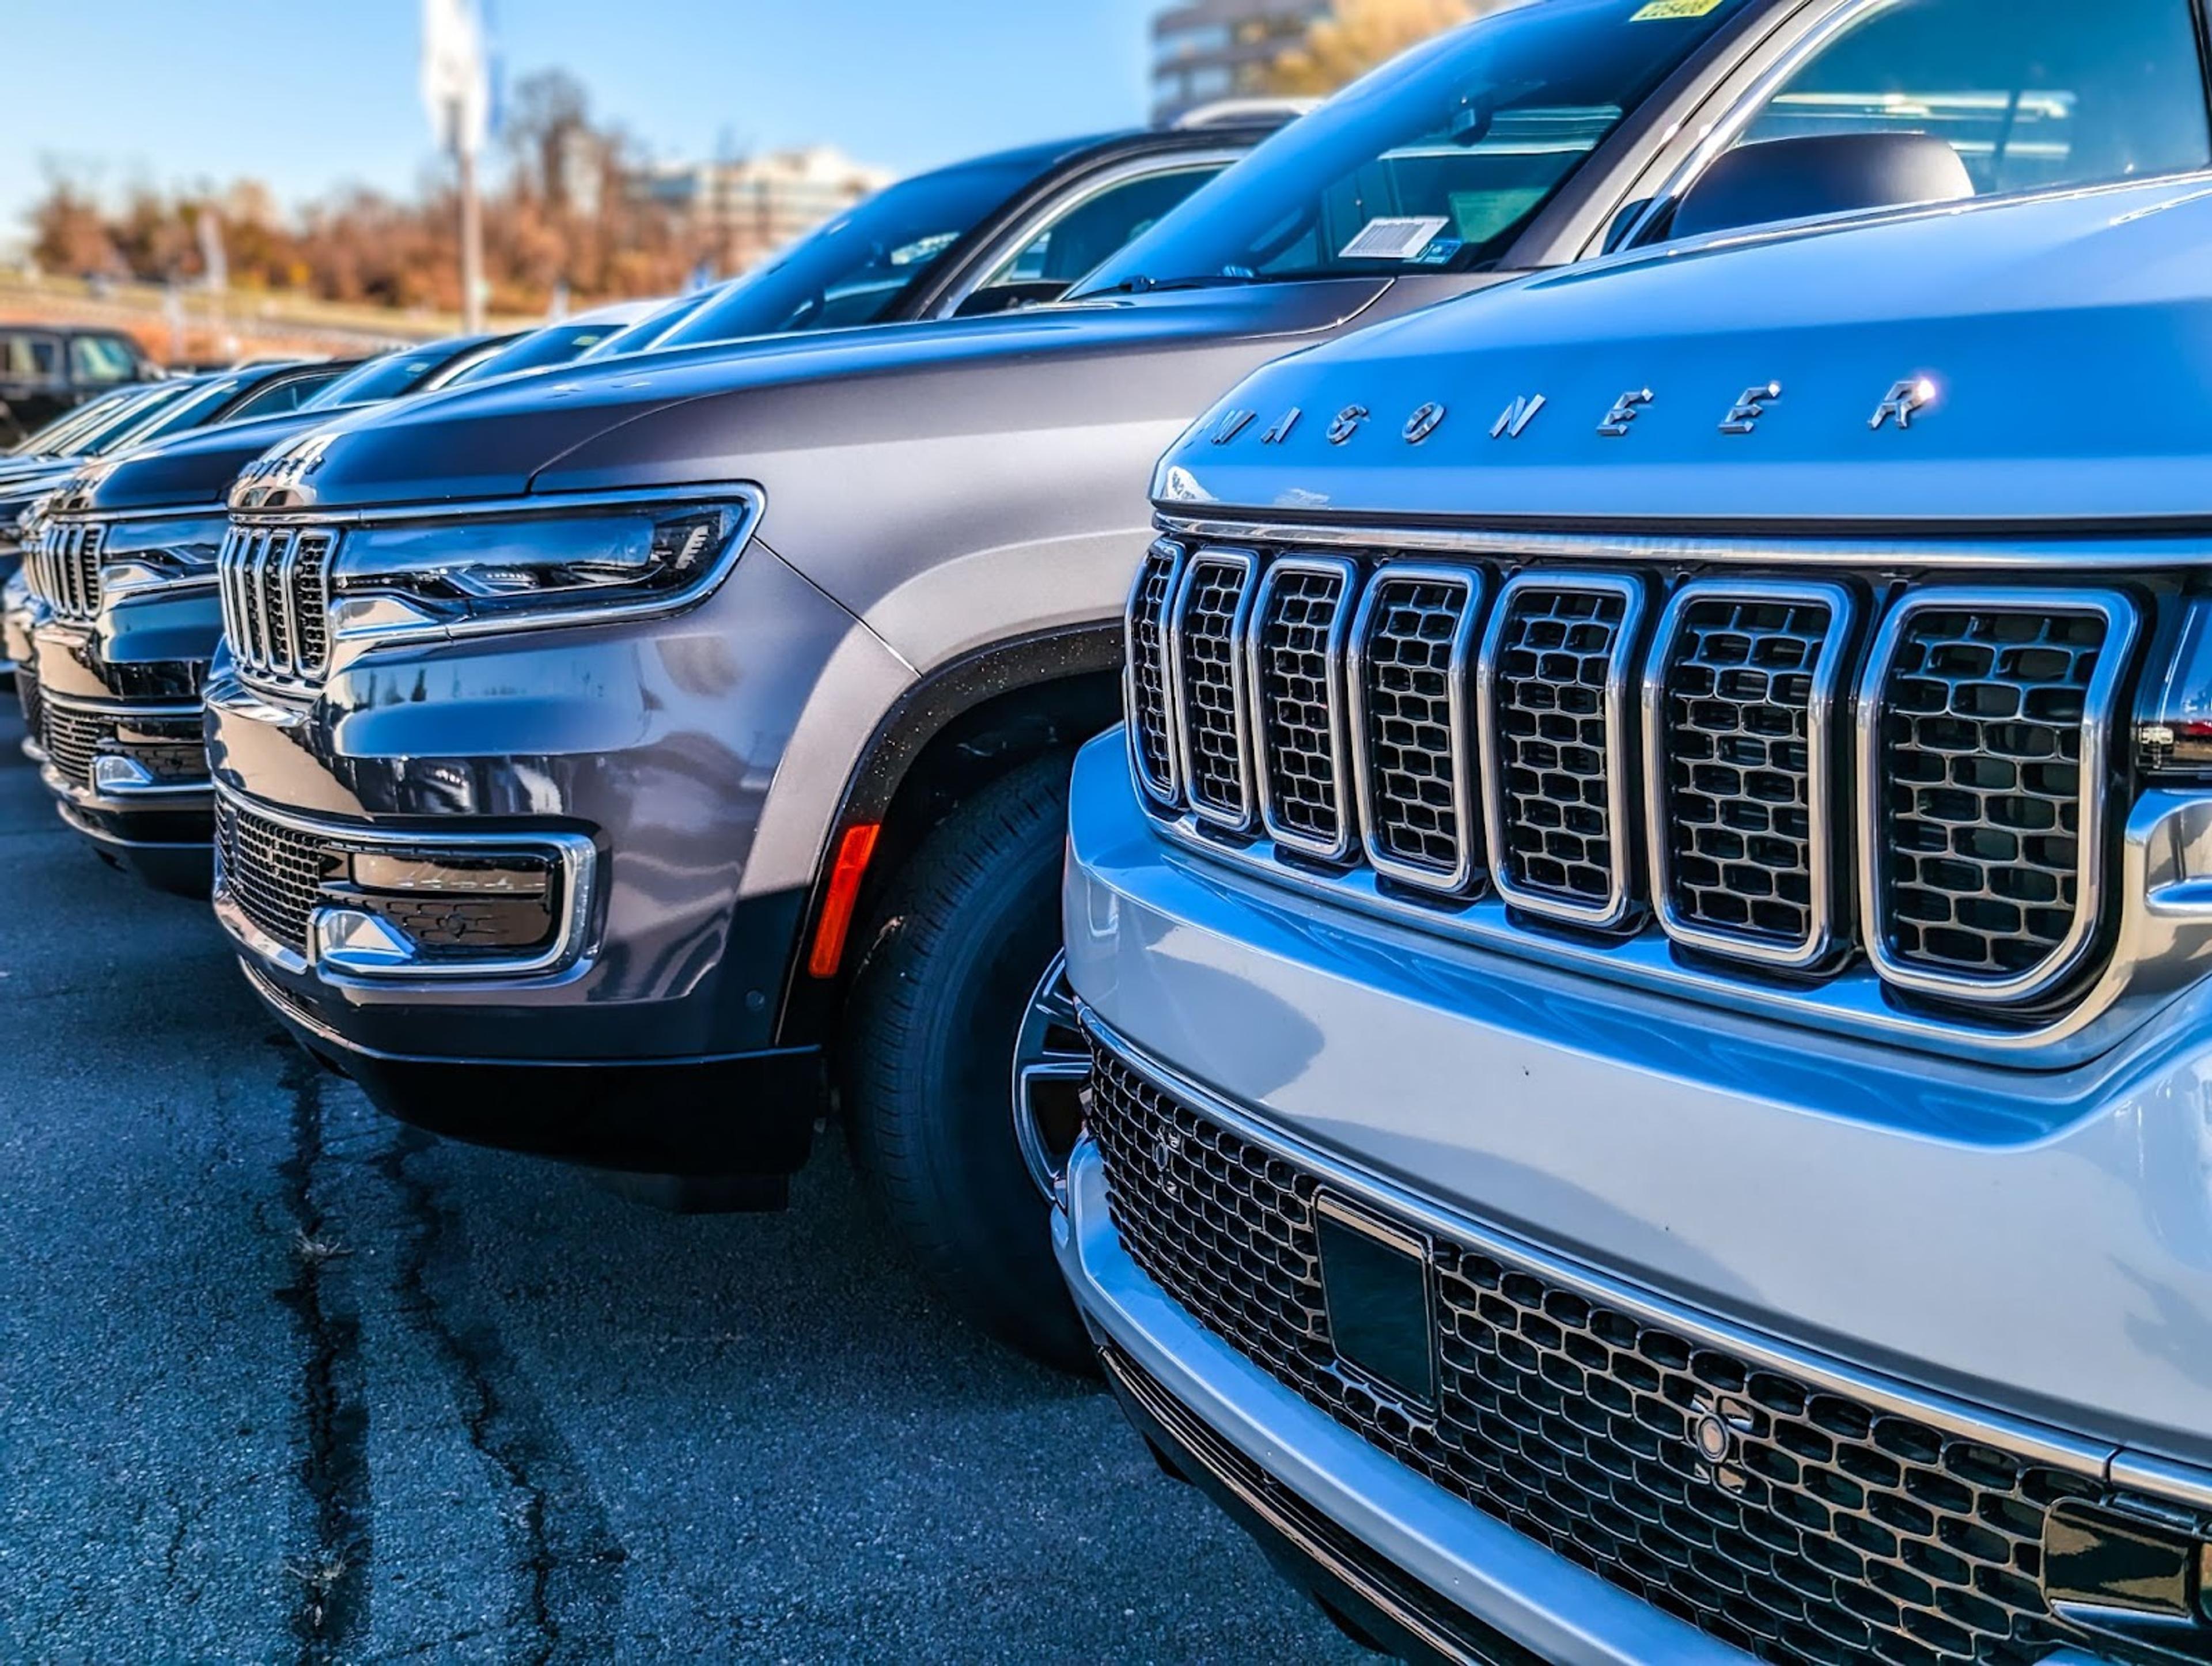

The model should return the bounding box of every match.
[1671,132,1975,242]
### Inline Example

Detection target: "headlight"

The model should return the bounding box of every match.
[325,494,756,644]
[96,512,230,597]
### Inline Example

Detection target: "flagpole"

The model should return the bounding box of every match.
[457,118,484,334]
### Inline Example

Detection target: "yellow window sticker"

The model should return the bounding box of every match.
[1631,0,1726,17]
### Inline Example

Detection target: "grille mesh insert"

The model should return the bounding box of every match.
[1253,565,1349,850]
[1490,585,1628,910]
[1175,555,1253,821]
[1358,574,1473,878]
[1876,608,2104,980]
[40,705,108,789]
[1660,596,1831,948]
[1087,1040,2159,1666]
[216,798,328,953]
[14,665,40,736]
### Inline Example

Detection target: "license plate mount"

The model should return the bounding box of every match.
[1315,1192,1437,1407]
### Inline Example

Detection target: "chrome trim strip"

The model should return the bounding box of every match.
[210,784,597,985]
[1478,571,1646,931]
[1167,546,1260,834]
[1855,588,2138,1005]
[1247,553,1359,865]
[1082,1008,2115,1482]
[1149,786,2212,1065]
[1154,513,2212,573]
[1346,563,1484,894]
[1642,578,1856,971]
[1123,539,1187,810]
[227,483,766,529]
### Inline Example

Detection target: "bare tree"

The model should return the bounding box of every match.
[1263,0,1508,96]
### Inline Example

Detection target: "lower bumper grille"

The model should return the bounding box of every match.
[40,704,107,789]
[215,798,329,953]
[15,664,40,734]
[1086,1036,2189,1666]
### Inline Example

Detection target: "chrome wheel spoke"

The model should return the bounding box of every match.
[1010,951,1086,1204]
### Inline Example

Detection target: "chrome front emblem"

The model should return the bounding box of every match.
[1490,393,1546,440]
[1260,407,1302,445]
[1209,408,1257,445]
[1402,402,1446,445]
[1688,1392,1759,1494]
[1720,383,1783,435]
[1153,1128,1185,1199]
[1870,376,1936,430]
[1326,405,1370,445]
[1597,388,1653,437]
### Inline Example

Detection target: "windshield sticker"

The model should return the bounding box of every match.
[1339,217,1452,262]
[1631,0,1726,17]
[1413,237,1463,267]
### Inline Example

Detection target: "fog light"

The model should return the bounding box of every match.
[92,754,157,792]
[308,844,569,976]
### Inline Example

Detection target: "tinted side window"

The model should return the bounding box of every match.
[968,164,1227,305]
[69,335,139,384]
[1735,0,2210,196]
[5,334,63,380]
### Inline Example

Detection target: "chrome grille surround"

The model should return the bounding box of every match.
[1130,529,2160,1052]
[1246,555,1358,862]
[1347,565,1483,892]
[1857,589,2136,1006]
[1167,547,1259,832]
[218,524,336,687]
[1082,1019,2210,1666]
[1643,580,1858,972]
[27,520,105,619]
[1124,540,1187,808]
[1478,573,1646,930]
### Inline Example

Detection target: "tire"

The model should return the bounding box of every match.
[842,754,1097,1375]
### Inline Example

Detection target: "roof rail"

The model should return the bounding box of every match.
[1169,97,1319,131]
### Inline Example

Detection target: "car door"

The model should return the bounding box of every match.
[920,147,1252,320]
[1603,0,2212,252]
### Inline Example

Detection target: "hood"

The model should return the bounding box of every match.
[251,281,1401,512]
[1156,175,2212,531]
[58,408,338,516]
[0,461,80,519]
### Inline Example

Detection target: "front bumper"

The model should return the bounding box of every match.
[204,546,878,1171]
[28,583,217,887]
[1059,727,2212,1660]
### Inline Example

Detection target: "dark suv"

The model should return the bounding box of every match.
[0,325,161,445]
[203,0,2212,1369]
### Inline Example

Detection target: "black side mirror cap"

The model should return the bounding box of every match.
[1671,132,1975,242]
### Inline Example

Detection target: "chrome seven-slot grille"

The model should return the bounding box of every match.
[26,520,105,619]
[215,797,328,953]
[217,523,336,685]
[1124,543,2136,1007]
[1086,1042,2184,1666]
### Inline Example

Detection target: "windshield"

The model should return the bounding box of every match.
[656,142,1078,348]
[8,389,142,456]
[578,290,718,359]
[94,377,247,452]
[65,383,206,456]
[304,342,476,410]
[446,319,645,385]
[1075,0,1751,295]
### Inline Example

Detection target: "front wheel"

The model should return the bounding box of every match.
[842,756,1097,1374]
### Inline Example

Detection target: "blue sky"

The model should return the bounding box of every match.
[1,1,1162,230]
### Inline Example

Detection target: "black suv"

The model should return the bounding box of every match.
[0,325,161,445]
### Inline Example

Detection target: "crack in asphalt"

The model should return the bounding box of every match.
[273,1047,372,1663]
[376,1126,627,1663]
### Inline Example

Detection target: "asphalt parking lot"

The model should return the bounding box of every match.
[0,708,1361,1664]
